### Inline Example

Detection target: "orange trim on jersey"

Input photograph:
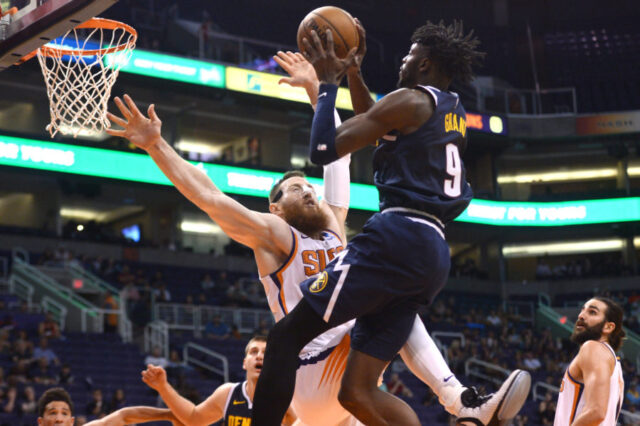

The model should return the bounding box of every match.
[318,334,351,389]
[275,231,298,315]
[566,372,584,423]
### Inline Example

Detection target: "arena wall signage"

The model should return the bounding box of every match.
[106,49,504,133]
[576,111,640,135]
[225,66,371,111]
[2,135,636,226]
[104,49,226,88]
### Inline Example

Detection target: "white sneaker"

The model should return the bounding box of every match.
[454,369,531,426]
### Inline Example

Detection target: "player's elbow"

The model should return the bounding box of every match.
[585,407,606,424]
[309,148,333,166]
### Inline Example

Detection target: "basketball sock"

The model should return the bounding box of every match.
[399,315,465,414]
[252,298,332,426]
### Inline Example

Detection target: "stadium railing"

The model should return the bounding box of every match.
[183,342,229,383]
[464,357,511,387]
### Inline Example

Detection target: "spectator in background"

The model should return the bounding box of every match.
[32,357,56,385]
[2,387,16,413]
[102,293,119,333]
[122,278,140,317]
[200,273,216,294]
[217,271,231,293]
[108,389,127,413]
[254,319,271,337]
[19,386,37,414]
[39,312,62,339]
[117,265,135,286]
[230,324,243,340]
[144,346,169,368]
[57,363,74,385]
[154,283,171,302]
[246,282,267,307]
[204,316,230,340]
[523,351,542,371]
[386,373,414,398]
[486,310,502,327]
[0,330,10,354]
[226,280,248,306]
[86,389,106,417]
[535,258,552,280]
[537,392,555,425]
[33,338,59,366]
[626,377,640,407]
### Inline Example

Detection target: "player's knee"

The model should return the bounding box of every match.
[337,382,367,412]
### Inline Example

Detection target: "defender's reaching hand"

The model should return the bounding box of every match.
[141,364,168,392]
[107,94,162,151]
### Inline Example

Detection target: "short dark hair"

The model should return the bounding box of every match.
[593,296,626,351]
[269,170,306,203]
[38,387,74,417]
[411,20,485,84]
[245,335,267,356]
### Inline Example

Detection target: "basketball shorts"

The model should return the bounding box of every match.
[300,210,450,361]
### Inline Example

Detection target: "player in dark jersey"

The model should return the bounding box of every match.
[142,336,296,426]
[252,20,530,426]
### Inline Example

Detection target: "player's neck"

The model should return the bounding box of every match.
[246,377,258,402]
[418,75,450,91]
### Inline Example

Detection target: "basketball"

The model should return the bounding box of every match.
[297,6,359,59]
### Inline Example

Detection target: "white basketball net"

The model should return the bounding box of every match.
[36,20,136,138]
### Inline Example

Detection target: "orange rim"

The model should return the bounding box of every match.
[37,17,137,58]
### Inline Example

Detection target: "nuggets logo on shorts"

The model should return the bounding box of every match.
[309,271,328,293]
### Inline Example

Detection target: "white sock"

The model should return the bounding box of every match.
[399,315,465,414]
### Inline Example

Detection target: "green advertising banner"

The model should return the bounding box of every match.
[105,50,225,88]
[1,135,639,226]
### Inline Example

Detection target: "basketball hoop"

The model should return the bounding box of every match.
[32,17,137,138]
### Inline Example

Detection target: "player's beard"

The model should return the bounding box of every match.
[570,318,606,346]
[282,202,329,237]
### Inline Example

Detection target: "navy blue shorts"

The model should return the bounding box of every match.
[300,210,450,361]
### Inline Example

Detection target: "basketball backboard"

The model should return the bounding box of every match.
[0,0,119,70]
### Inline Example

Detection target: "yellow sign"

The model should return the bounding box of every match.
[226,67,373,111]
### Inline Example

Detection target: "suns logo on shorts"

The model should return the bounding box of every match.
[309,271,328,293]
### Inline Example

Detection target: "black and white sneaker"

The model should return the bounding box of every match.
[454,370,531,426]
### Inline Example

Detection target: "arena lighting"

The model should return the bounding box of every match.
[2,135,640,226]
[174,140,224,155]
[497,168,618,184]
[502,239,625,258]
[60,207,99,221]
[180,220,224,235]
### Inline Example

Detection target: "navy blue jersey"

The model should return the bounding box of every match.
[221,381,252,425]
[373,85,473,224]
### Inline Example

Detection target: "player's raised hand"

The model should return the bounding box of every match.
[106,94,163,151]
[273,51,319,104]
[141,364,168,392]
[347,18,367,72]
[302,29,357,85]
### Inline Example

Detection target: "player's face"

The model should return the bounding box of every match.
[397,43,426,88]
[37,401,74,426]
[276,177,329,236]
[571,299,609,345]
[242,340,266,381]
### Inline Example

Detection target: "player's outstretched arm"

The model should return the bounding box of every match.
[273,51,350,235]
[84,406,184,426]
[141,364,230,426]
[106,95,291,252]
[346,19,375,115]
[273,50,320,107]
[571,341,614,426]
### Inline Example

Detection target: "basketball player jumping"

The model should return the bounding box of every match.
[141,336,298,426]
[106,35,528,426]
[250,20,530,426]
[554,297,625,426]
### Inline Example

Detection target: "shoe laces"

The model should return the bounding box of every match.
[461,387,493,409]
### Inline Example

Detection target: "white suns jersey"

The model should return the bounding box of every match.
[260,226,354,357]
[554,342,624,426]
